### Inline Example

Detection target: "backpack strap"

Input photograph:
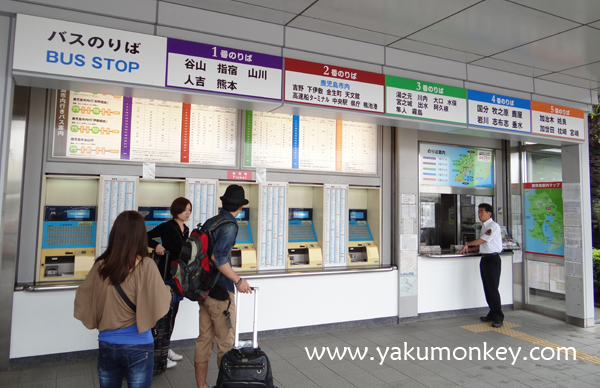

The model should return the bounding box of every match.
[201,219,238,258]
[115,284,136,313]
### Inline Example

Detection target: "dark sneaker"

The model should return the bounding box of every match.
[480,316,493,322]
[492,321,503,328]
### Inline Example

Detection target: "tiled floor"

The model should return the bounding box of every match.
[3,310,600,388]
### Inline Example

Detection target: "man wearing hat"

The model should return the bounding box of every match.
[195,184,252,388]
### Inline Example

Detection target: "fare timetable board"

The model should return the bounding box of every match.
[259,182,287,270]
[284,58,385,114]
[323,184,348,267]
[128,98,182,162]
[186,178,217,230]
[530,101,585,141]
[419,143,494,188]
[385,76,467,124]
[244,111,377,174]
[54,91,237,166]
[97,175,138,255]
[467,90,531,133]
[54,90,124,159]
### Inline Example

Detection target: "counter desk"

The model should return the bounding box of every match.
[417,251,514,314]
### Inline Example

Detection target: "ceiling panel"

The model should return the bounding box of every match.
[561,61,600,82]
[301,0,481,39]
[469,58,553,77]
[408,0,578,56]
[389,39,483,63]
[288,16,400,46]
[588,20,600,30]
[160,0,296,24]
[507,0,600,24]
[494,26,600,72]
[537,73,600,90]
[230,0,315,14]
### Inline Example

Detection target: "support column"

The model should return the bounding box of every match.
[396,127,419,318]
[562,142,595,327]
[0,15,16,371]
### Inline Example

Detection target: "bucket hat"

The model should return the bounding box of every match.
[220,184,249,206]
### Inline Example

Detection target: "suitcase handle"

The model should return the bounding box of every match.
[151,250,170,282]
[233,287,259,349]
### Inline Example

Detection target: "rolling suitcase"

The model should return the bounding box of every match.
[151,251,173,376]
[214,287,276,388]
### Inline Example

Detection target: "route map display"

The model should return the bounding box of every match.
[419,143,494,188]
[524,182,564,257]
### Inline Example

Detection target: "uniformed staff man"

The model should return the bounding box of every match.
[459,203,504,328]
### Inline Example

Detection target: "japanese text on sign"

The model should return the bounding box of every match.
[385,75,467,124]
[166,38,282,100]
[285,58,384,113]
[530,101,585,141]
[467,90,531,133]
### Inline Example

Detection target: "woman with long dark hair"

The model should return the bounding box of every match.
[75,211,171,388]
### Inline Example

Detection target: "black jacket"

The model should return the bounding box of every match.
[147,219,189,278]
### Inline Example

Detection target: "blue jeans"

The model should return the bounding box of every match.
[98,341,154,388]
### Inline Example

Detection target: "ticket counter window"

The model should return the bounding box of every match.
[419,194,493,251]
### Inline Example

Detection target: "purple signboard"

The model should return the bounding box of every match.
[120,96,132,159]
[166,38,283,101]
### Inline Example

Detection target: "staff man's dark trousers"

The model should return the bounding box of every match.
[480,253,504,323]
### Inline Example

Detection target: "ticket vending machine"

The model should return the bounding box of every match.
[347,186,381,267]
[287,208,323,268]
[38,176,99,282]
[217,182,259,272]
[226,208,257,271]
[139,206,172,246]
[286,184,323,268]
[138,179,184,247]
[40,206,97,281]
[348,209,379,266]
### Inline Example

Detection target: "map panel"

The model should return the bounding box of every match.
[524,182,564,256]
[419,143,494,188]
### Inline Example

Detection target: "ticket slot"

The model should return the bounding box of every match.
[43,255,74,277]
[348,245,367,263]
[40,248,97,280]
[288,247,309,265]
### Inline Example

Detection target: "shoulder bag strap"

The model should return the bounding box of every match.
[114,284,136,313]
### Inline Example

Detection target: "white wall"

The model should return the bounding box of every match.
[11,270,398,358]
[418,254,513,314]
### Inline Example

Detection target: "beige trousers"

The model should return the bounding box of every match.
[194,292,236,366]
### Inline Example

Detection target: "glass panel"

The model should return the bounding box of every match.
[419,194,458,250]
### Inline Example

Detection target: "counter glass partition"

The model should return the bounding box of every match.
[419,193,493,252]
